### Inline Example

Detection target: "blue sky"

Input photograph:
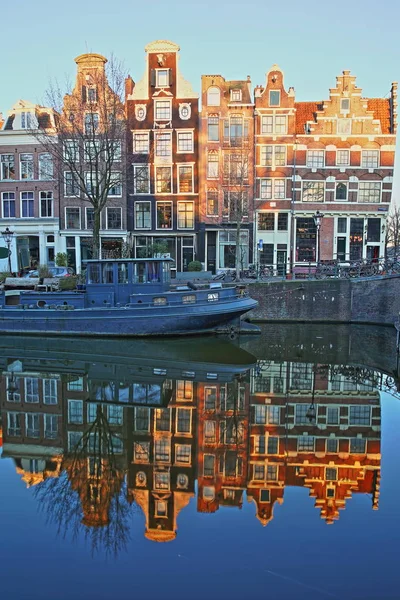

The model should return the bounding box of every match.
[1,0,399,198]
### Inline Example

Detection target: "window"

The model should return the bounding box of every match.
[21,192,34,217]
[362,150,379,169]
[84,112,99,134]
[155,132,172,157]
[43,379,57,404]
[204,387,217,410]
[267,437,279,454]
[298,436,314,452]
[275,116,287,134]
[254,405,266,424]
[208,115,219,141]
[207,189,218,215]
[65,207,81,229]
[154,473,170,491]
[68,399,83,423]
[254,435,265,454]
[155,438,171,462]
[134,441,150,462]
[340,98,350,112]
[155,408,170,432]
[135,201,151,228]
[68,377,84,391]
[133,165,150,194]
[156,69,169,87]
[86,207,94,229]
[107,405,123,425]
[269,90,280,106]
[177,380,193,401]
[203,454,215,476]
[38,153,53,180]
[178,165,193,193]
[207,152,219,178]
[68,431,83,451]
[266,465,278,481]
[40,191,53,217]
[134,406,150,431]
[177,408,191,433]
[336,149,349,166]
[259,179,271,199]
[2,192,16,217]
[307,150,325,169]
[358,182,380,203]
[87,403,99,423]
[7,412,21,436]
[204,420,216,443]
[228,115,246,144]
[155,100,171,121]
[260,178,285,199]
[63,140,79,162]
[349,406,371,425]
[155,166,172,194]
[260,145,286,167]
[274,145,286,166]
[20,154,34,179]
[207,87,221,106]
[326,467,337,481]
[157,201,172,228]
[107,207,122,229]
[86,86,97,102]
[327,407,339,425]
[260,489,270,502]
[326,438,338,453]
[254,464,265,480]
[337,119,351,135]
[176,444,191,464]
[45,415,58,439]
[258,213,274,230]
[350,438,366,453]
[84,140,100,162]
[338,217,347,233]
[24,377,39,403]
[182,294,196,304]
[336,182,347,201]
[177,131,194,153]
[231,89,242,102]
[133,132,150,154]
[26,413,40,438]
[278,213,288,230]
[1,154,15,180]
[302,181,324,202]
[65,172,80,197]
[261,116,273,134]
[108,173,122,197]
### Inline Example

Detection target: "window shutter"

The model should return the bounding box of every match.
[81,86,87,102]
[150,69,156,87]
[168,68,173,87]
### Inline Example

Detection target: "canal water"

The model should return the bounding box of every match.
[0,325,399,600]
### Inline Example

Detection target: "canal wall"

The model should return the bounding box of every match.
[247,275,400,326]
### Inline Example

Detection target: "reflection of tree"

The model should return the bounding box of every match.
[34,405,130,557]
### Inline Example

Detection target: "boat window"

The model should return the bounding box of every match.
[182,294,196,304]
[135,263,146,283]
[182,370,195,378]
[163,261,171,283]
[118,263,128,284]
[207,292,219,302]
[147,261,161,283]
[103,263,114,284]
[153,297,167,306]
[153,368,167,375]
[206,373,218,380]
[88,263,101,284]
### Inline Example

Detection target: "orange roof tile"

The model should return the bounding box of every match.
[367,98,391,134]
[295,101,322,134]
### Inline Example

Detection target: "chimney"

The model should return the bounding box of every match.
[125,75,135,100]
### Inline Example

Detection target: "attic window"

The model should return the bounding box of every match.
[269,91,280,106]
[156,69,169,87]
[207,87,221,106]
[21,111,32,129]
[341,98,350,113]
[231,89,242,102]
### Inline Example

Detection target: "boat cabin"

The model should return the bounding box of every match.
[84,258,173,305]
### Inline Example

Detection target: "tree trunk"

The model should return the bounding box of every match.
[93,210,101,259]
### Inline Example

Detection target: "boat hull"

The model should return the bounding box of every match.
[0,297,258,337]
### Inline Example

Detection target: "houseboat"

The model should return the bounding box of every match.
[0,258,258,337]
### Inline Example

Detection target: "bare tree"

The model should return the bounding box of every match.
[385,205,400,259]
[34,54,127,259]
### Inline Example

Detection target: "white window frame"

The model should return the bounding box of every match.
[64,171,80,197]
[177,130,194,153]
[361,150,379,169]
[358,182,381,204]
[336,149,350,166]
[306,150,325,169]
[107,172,122,197]
[20,153,34,180]
[63,140,79,162]
[207,87,221,106]
[133,164,150,194]
[154,99,172,121]
[206,189,219,217]
[155,131,172,158]
[269,90,281,106]
[2,191,16,218]
[133,131,150,154]
[1,154,15,180]
[85,206,94,230]
[177,201,194,230]
[84,112,99,134]
[84,140,100,162]
[65,206,81,230]
[178,164,194,194]
[38,153,54,180]
[175,444,191,465]
[39,191,53,218]
[156,68,169,88]
[134,200,151,229]
[156,200,173,230]
[259,178,285,200]
[155,165,172,194]
[20,191,34,218]
[302,181,325,203]
[230,89,242,102]
[340,98,350,114]
[106,206,122,230]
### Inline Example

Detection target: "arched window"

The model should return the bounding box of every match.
[336,182,347,201]
[207,86,221,106]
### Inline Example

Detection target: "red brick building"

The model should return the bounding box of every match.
[254,67,397,274]
[199,75,255,273]
[126,40,199,274]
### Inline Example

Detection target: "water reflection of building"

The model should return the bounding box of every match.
[0,355,383,540]
[249,361,381,525]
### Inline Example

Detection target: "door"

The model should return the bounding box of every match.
[337,237,346,262]
[277,250,287,276]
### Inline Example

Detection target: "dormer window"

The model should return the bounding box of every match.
[269,91,280,106]
[231,89,242,102]
[21,111,32,129]
[207,86,221,106]
[156,69,169,87]
[340,98,350,113]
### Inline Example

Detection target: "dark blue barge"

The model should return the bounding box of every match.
[0,258,258,337]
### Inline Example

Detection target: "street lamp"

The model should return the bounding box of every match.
[1,227,14,274]
[313,210,324,264]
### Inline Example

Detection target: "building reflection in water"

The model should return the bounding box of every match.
[0,343,382,553]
